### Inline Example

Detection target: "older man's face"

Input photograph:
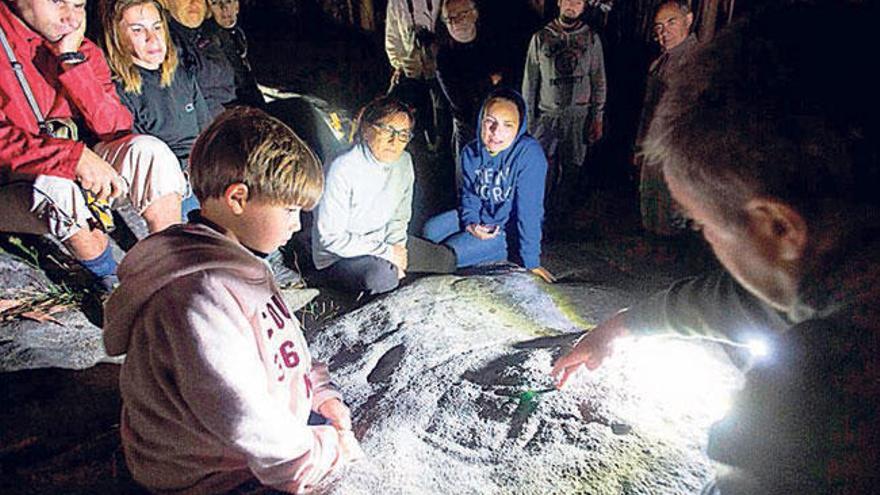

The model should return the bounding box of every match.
[208,0,238,29]
[12,0,85,42]
[443,0,478,43]
[167,0,207,28]
[653,3,693,51]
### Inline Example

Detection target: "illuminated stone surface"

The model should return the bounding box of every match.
[308,272,742,495]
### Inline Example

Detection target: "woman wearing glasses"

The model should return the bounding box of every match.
[312,96,456,296]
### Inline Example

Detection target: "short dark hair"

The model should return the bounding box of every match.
[354,96,415,143]
[646,3,879,235]
[190,107,323,210]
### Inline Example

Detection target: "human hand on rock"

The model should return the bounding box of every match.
[338,429,365,463]
[318,398,352,431]
[551,312,630,389]
[530,266,557,284]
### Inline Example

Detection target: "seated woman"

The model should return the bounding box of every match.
[423,88,555,283]
[312,96,456,295]
[104,0,210,219]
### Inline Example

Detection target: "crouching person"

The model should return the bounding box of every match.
[312,96,456,296]
[104,108,362,494]
[0,0,184,292]
[423,88,556,283]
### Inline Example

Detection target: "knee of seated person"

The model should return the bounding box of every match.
[121,135,187,211]
[362,261,399,295]
[126,134,179,165]
[31,175,92,241]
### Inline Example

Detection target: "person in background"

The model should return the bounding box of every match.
[522,0,606,226]
[385,0,445,149]
[552,4,880,492]
[0,0,185,293]
[634,0,698,237]
[206,0,264,107]
[104,107,363,494]
[104,0,210,219]
[162,0,235,117]
[436,0,502,188]
[312,96,456,296]
[423,88,555,284]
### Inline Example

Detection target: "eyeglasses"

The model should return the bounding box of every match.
[443,8,476,25]
[371,123,414,143]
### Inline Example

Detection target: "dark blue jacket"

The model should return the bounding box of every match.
[459,88,547,269]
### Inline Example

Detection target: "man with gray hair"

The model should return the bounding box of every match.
[635,0,698,237]
[553,4,879,493]
[522,0,606,225]
[436,0,502,186]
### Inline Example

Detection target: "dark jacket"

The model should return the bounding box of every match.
[207,21,264,108]
[115,66,210,161]
[169,18,236,118]
[625,243,880,493]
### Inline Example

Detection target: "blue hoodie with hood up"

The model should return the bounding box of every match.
[459,88,547,269]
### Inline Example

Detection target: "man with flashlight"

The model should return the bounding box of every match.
[553,4,879,493]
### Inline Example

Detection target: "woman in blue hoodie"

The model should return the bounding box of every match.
[423,88,556,283]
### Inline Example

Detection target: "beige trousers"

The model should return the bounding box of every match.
[0,134,186,241]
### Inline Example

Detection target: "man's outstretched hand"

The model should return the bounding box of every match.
[551,312,630,389]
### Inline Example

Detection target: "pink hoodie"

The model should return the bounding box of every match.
[104,222,342,494]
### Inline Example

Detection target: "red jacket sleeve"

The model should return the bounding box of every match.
[0,111,82,180]
[56,40,133,138]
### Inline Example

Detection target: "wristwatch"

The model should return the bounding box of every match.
[58,51,87,65]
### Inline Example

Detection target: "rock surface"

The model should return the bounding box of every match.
[307,271,742,495]
[1,235,725,494]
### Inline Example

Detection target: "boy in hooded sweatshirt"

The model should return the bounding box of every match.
[103,107,362,494]
[422,88,556,283]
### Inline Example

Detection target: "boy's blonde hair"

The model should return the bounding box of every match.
[190,107,324,209]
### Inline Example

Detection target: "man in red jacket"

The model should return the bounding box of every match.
[0,0,185,292]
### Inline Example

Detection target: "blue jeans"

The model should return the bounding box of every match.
[422,209,507,268]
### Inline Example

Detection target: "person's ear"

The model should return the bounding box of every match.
[745,198,808,262]
[685,12,694,29]
[224,183,250,215]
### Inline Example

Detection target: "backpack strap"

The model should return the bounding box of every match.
[0,24,51,135]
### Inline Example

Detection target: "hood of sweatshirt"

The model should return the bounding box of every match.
[474,87,529,153]
[103,222,272,356]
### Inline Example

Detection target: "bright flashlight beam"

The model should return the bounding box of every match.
[745,338,770,358]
